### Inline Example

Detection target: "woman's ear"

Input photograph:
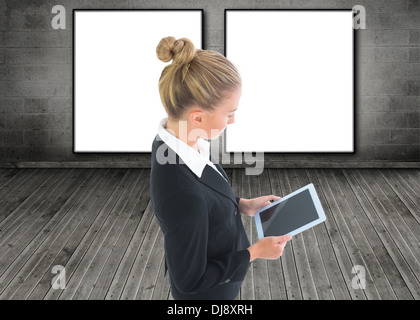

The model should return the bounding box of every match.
[189,109,204,126]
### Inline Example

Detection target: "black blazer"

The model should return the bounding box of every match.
[150,135,251,300]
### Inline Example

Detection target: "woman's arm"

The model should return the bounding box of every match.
[157,191,250,295]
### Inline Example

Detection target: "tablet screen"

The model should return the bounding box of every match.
[260,189,319,236]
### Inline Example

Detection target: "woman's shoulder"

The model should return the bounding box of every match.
[151,155,202,197]
[151,154,197,183]
[151,173,207,220]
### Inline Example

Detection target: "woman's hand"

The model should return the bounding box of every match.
[247,235,292,262]
[238,195,281,217]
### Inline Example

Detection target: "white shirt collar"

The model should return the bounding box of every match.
[157,118,226,180]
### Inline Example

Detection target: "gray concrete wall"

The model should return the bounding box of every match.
[0,0,419,167]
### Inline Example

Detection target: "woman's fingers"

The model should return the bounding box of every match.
[274,235,292,244]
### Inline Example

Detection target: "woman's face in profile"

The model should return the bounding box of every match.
[201,86,242,140]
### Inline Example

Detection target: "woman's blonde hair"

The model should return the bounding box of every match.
[156,36,241,120]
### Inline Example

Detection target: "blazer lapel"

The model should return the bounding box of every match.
[210,155,229,181]
[154,136,239,208]
[195,164,239,208]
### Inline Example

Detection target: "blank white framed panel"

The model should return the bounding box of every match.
[73,9,202,152]
[225,9,354,153]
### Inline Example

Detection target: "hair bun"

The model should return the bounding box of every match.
[156,36,196,65]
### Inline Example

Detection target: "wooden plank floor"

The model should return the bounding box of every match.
[0,168,419,300]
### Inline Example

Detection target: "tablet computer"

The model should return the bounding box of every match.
[254,183,326,239]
